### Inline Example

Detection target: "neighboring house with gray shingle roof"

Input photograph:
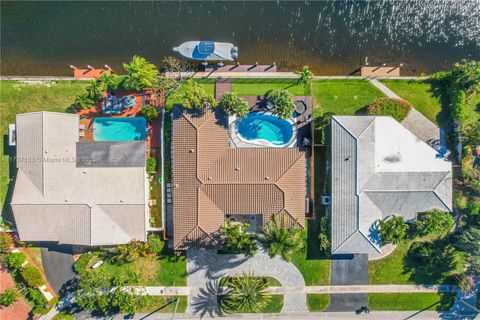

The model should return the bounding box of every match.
[331,116,452,255]
[11,112,148,246]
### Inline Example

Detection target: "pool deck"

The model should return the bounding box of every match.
[215,79,313,150]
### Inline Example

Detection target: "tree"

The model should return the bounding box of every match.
[0,288,19,307]
[157,56,194,100]
[21,265,45,287]
[377,215,409,245]
[295,65,313,86]
[140,105,158,123]
[260,215,305,262]
[107,240,149,264]
[415,209,454,237]
[123,55,159,91]
[462,122,480,146]
[112,287,147,315]
[451,60,480,96]
[4,252,26,270]
[219,272,271,313]
[219,221,258,257]
[173,79,215,109]
[269,89,296,119]
[455,226,480,274]
[0,232,13,254]
[219,92,249,119]
[75,269,112,314]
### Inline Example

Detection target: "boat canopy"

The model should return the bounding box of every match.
[198,41,215,54]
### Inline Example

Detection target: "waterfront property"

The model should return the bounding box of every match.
[171,105,308,249]
[330,116,452,254]
[10,111,148,246]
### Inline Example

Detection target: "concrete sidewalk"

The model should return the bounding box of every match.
[126,284,460,295]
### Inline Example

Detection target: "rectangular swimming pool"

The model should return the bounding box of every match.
[93,117,146,141]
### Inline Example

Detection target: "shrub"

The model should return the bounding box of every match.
[5,252,26,270]
[0,288,19,307]
[122,55,159,91]
[416,209,454,237]
[451,60,480,96]
[174,79,215,109]
[269,89,296,119]
[377,215,409,245]
[219,92,249,119]
[0,232,13,253]
[146,157,157,173]
[26,288,47,314]
[367,97,411,121]
[455,192,469,210]
[21,265,45,287]
[220,221,258,257]
[469,201,480,216]
[107,240,149,264]
[146,233,164,255]
[140,105,158,123]
[73,253,95,275]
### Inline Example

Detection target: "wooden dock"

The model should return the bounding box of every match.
[205,64,277,73]
[361,66,400,77]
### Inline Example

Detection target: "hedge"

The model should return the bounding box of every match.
[146,157,157,173]
[367,97,411,121]
[21,265,45,287]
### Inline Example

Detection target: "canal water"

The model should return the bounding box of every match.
[1,1,479,76]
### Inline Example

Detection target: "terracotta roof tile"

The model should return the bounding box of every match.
[172,106,306,249]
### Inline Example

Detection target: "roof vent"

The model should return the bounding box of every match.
[344,156,351,161]
[208,176,213,181]
[65,199,69,203]
[45,150,48,154]
[120,199,124,203]
[174,184,179,189]
[265,176,270,180]
[82,170,87,174]
[189,149,195,153]
[235,167,240,171]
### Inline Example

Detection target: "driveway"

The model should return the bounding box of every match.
[41,243,76,293]
[187,248,307,316]
[326,253,368,312]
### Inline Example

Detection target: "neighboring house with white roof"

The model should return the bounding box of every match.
[331,116,452,254]
[10,112,148,246]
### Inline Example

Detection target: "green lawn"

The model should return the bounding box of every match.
[231,79,308,96]
[369,239,459,285]
[312,80,384,118]
[0,81,88,216]
[307,294,330,312]
[76,250,187,286]
[380,79,448,124]
[139,296,187,313]
[368,293,456,311]
[291,147,331,286]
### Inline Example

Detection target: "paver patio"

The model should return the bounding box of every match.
[186,248,308,316]
[0,269,31,320]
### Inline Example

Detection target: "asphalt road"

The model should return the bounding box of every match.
[326,253,369,312]
[41,243,76,293]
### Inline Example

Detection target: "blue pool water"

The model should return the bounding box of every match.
[94,117,146,141]
[236,113,294,146]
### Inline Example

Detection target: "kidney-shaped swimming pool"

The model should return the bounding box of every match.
[236,113,295,147]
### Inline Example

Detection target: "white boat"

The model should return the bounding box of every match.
[173,41,238,64]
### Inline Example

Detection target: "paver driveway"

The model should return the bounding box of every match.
[187,248,307,316]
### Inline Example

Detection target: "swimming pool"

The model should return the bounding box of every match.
[236,113,295,147]
[94,117,146,141]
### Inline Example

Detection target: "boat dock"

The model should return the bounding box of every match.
[360,66,401,77]
[205,63,277,73]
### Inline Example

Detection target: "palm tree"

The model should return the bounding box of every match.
[260,215,304,262]
[219,272,271,313]
[122,55,159,91]
[455,226,480,274]
[377,215,409,245]
[0,288,19,307]
[295,65,314,86]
